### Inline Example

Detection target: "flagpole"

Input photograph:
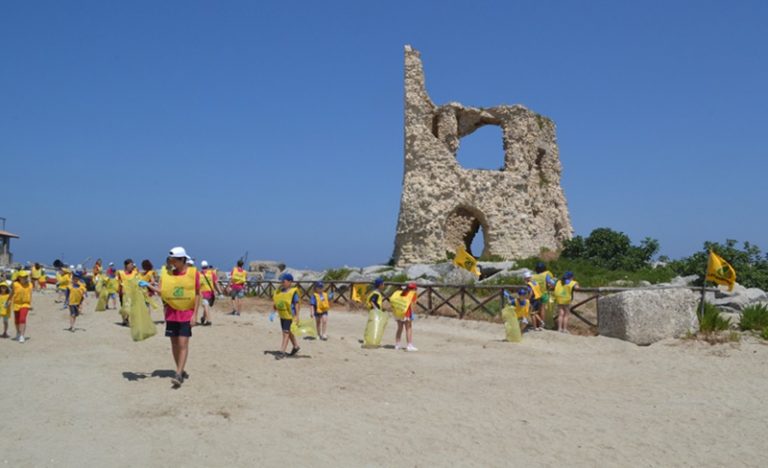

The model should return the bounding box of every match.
[700,251,710,321]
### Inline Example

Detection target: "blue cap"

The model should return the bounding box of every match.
[314,281,324,289]
[279,273,294,282]
[374,277,384,287]
[564,271,574,279]
[536,262,546,269]
[518,288,528,296]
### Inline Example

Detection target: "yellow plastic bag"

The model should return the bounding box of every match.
[544,298,555,330]
[95,287,108,312]
[124,279,156,341]
[363,308,389,348]
[501,306,522,343]
[290,318,318,338]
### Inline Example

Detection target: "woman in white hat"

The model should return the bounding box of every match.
[146,246,200,388]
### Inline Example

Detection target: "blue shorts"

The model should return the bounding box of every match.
[165,321,192,337]
[69,305,80,317]
[531,299,542,311]
[280,318,292,332]
[230,288,245,299]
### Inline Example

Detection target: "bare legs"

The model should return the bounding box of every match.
[557,305,570,333]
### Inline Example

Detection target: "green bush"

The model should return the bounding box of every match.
[668,239,768,290]
[699,302,731,333]
[739,303,768,331]
[386,272,409,283]
[513,257,676,288]
[761,327,768,340]
[323,268,352,281]
[561,228,659,271]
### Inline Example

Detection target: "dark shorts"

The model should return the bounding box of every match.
[69,305,80,317]
[165,320,192,338]
[531,299,542,311]
[280,318,292,332]
[314,311,328,317]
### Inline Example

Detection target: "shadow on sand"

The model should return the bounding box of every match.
[121,369,176,382]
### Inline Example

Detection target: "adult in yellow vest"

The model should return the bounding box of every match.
[310,281,331,341]
[389,282,419,352]
[554,271,579,333]
[7,271,33,343]
[365,278,386,310]
[272,273,301,358]
[30,263,43,290]
[146,246,200,388]
[229,260,247,316]
[199,260,222,326]
[522,271,545,331]
[117,259,139,324]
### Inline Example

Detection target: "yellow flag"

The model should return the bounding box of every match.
[706,251,736,291]
[352,283,369,303]
[453,247,481,277]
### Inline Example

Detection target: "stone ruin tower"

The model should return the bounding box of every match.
[392,45,573,266]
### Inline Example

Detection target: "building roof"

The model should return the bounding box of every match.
[0,230,19,239]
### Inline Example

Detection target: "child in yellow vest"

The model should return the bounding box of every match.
[366,278,386,310]
[513,288,532,332]
[554,271,579,333]
[7,271,33,343]
[389,282,419,351]
[0,283,10,338]
[272,273,301,359]
[228,260,247,316]
[67,275,87,332]
[310,281,331,341]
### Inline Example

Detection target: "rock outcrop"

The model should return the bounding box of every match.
[392,45,573,266]
[599,289,700,345]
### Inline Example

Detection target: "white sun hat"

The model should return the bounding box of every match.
[201,260,209,268]
[169,246,191,259]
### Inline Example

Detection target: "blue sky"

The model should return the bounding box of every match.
[1,0,766,270]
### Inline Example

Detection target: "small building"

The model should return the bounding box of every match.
[0,230,19,267]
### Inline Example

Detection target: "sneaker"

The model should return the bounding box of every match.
[18,336,25,343]
[181,371,190,380]
[0,333,8,339]
[406,344,418,352]
[394,343,402,351]
[289,347,300,356]
[171,374,183,388]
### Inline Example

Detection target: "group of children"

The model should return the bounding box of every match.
[507,263,579,334]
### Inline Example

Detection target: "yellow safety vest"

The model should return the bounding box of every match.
[200,270,215,293]
[106,277,118,294]
[58,271,71,288]
[554,280,578,305]
[273,287,298,320]
[161,267,197,311]
[514,298,531,319]
[389,290,416,320]
[366,290,384,310]
[231,268,247,285]
[532,271,554,290]
[12,281,32,311]
[140,270,157,283]
[313,292,330,313]
[526,279,542,299]
[0,293,9,316]
[118,269,138,285]
[30,267,42,280]
[68,284,86,306]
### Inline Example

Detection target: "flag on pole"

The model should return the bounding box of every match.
[453,246,481,277]
[352,283,369,303]
[706,250,736,291]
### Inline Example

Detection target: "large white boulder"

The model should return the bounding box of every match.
[599,288,700,345]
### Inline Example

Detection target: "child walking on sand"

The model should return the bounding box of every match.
[389,282,419,352]
[67,274,87,332]
[7,271,33,343]
[310,281,331,340]
[554,271,579,333]
[272,273,301,358]
[0,283,10,338]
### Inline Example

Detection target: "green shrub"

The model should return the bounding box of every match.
[761,327,768,340]
[512,257,676,288]
[668,239,768,290]
[386,272,409,283]
[739,303,768,331]
[323,268,352,281]
[699,302,731,333]
[561,228,659,271]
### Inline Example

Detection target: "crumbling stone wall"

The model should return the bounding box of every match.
[392,45,573,266]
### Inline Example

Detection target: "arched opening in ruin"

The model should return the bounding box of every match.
[444,206,489,258]
[455,124,505,171]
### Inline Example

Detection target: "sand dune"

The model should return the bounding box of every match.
[0,292,765,467]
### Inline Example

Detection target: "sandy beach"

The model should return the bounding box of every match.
[1,291,766,467]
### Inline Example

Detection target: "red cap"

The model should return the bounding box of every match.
[407,282,418,290]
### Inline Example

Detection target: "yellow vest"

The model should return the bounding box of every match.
[58,271,71,288]
[12,281,32,311]
[514,298,530,319]
[68,284,86,306]
[231,268,247,285]
[106,277,118,294]
[554,280,578,305]
[366,290,384,310]
[161,267,197,311]
[30,267,42,280]
[389,290,416,320]
[118,269,138,285]
[526,279,542,299]
[200,270,215,293]
[313,292,330,313]
[532,271,554,290]
[273,287,298,320]
[0,293,9,316]
[140,270,157,283]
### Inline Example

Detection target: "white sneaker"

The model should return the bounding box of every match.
[18,336,25,343]
[406,344,418,352]
[394,343,402,351]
